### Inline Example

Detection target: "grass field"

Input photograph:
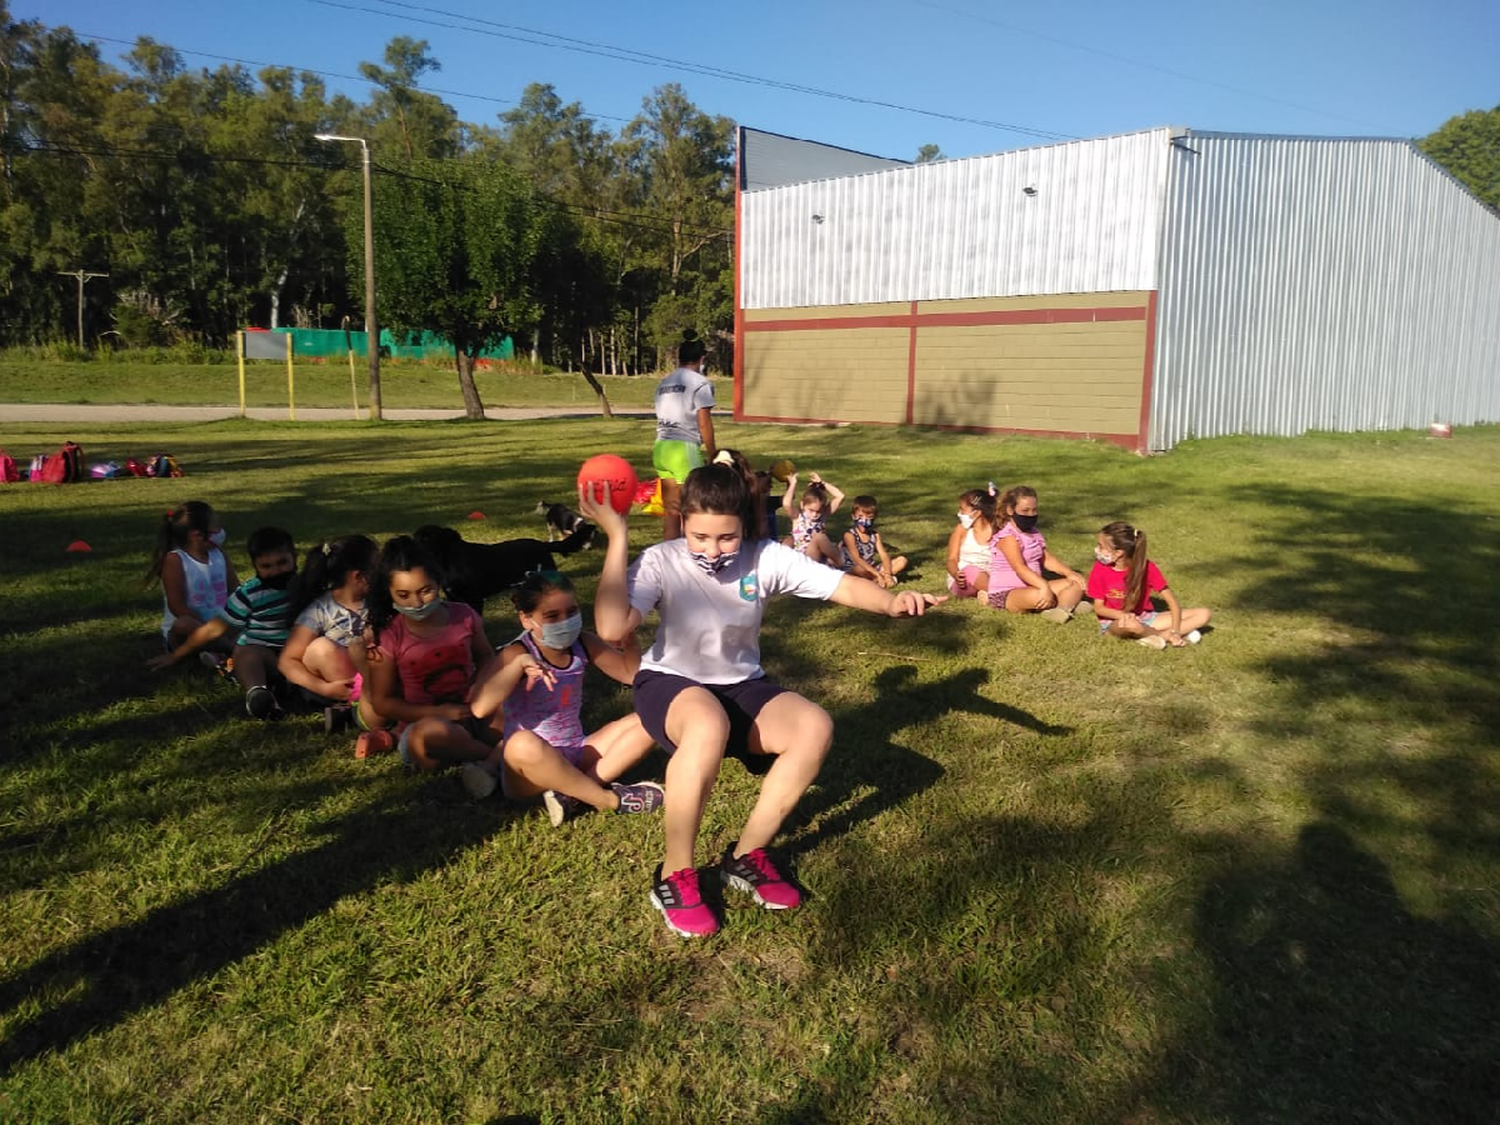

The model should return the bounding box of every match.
[2,418,1498,1123]
[0,358,668,411]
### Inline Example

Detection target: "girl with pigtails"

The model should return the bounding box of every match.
[278,535,383,732]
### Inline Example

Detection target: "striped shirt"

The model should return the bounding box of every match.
[217,576,293,648]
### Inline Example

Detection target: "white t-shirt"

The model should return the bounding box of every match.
[627,539,844,684]
[654,365,715,444]
[294,592,367,649]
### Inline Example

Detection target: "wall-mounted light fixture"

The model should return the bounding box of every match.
[811,213,826,224]
[1022,185,1038,197]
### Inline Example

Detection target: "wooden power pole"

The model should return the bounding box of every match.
[57,270,109,348]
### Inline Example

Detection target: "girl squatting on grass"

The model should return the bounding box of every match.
[465,569,665,823]
[1088,521,1213,650]
[581,461,946,938]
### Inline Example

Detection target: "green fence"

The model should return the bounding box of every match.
[266,328,514,362]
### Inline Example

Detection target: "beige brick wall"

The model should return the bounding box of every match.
[743,327,909,423]
[739,292,1151,436]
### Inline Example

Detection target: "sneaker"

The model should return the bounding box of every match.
[1136,635,1168,651]
[1185,629,1203,644]
[353,729,396,759]
[245,685,278,719]
[611,781,665,815]
[1039,607,1073,625]
[542,789,585,827]
[461,762,498,800]
[720,842,802,910]
[323,705,354,734]
[650,865,719,937]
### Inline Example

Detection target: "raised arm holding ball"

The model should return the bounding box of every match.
[579,458,945,938]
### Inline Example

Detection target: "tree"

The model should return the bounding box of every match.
[1419,105,1500,212]
[358,37,458,162]
[366,155,548,418]
[915,143,944,163]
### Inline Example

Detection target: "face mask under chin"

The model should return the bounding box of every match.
[691,549,738,575]
[396,599,443,620]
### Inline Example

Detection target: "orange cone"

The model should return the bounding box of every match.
[66,540,92,552]
[468,510,486,520]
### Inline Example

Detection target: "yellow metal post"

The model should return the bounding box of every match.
[285,332,296,421]
[237,332,247,417]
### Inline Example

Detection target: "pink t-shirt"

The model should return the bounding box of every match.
[1087,560,1167,614]
[987,524,1047,594]
[376,602,485,705]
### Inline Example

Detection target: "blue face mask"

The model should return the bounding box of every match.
[539,612,583,649]
[691,549,738,575]
[396,599,443,620]
[854,517,874,531]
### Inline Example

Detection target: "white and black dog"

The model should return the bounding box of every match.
[535,500,592,542]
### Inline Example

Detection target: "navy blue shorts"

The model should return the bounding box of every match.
[632,669,789,775]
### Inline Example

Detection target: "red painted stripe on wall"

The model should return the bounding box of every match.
[743,304,1149,334]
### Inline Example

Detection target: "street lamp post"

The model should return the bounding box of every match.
[315,133,382,420]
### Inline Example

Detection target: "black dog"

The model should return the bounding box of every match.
[535,499,592,542]
[413,523,594,613]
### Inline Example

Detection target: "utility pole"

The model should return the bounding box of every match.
[57,270,109,348]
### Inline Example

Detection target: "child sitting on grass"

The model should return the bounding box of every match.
[841,494,907,588]
[148,526,298,720]
[278,535,383,734]
[782,470,846,566]
[146,500,237,662]
[467,569,663,822]
[360,535,505,788]
[1088,521,1213,649]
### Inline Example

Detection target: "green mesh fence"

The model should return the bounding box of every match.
[267,328,514,361]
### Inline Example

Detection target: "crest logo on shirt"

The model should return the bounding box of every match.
[739,573,759,601]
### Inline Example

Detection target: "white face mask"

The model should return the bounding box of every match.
[958,511,976,529]
[538,612,583,650]
[1095,549,1116,564]
[209,528,228,548]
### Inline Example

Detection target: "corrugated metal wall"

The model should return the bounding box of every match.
[1152,133,1500,448]
[740,129,1170,309]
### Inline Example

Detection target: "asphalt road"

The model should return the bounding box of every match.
[0,404,654,423]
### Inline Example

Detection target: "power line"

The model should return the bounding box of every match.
[312,0,1077,142]
[17,143,730,239]
[76,31,635,124]
[909,0,1392,133]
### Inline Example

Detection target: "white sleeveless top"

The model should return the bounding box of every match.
[957,525,990,571]
[161,548,230,641]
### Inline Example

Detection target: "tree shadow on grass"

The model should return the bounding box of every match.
[0,782,510,1072]
[1121,822,1500,1124]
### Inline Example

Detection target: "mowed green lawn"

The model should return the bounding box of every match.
[2,418,1498,1124]
[0,358,667,411]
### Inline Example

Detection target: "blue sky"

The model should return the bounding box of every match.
[22,0,1499,161]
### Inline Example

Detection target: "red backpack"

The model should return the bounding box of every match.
[38,441,85,484]
[0,449,17,483]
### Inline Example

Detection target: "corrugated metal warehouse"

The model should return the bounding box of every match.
[732,126,1500,451]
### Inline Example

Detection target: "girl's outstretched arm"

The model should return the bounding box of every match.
[781,472,799,518]
[578,483,641,644]
[830,574,946,617]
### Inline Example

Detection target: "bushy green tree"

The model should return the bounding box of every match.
[1419,105,1500,211]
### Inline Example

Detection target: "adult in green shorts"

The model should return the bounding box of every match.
[652,330,716,540]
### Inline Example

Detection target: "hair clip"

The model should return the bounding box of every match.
[322,542,333,557]
[712,450,734,466]
[986,481,996,496]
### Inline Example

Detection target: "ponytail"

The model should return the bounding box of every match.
[1100,521,1149,612]
[144,500,215,587]
[291,534,378,619]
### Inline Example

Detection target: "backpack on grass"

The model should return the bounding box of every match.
[38,441,85,484]
[147,453,183,478]
[0,450,17,483]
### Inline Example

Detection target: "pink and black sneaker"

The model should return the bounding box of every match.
[650,865,719,937]
[720,843,802,910]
